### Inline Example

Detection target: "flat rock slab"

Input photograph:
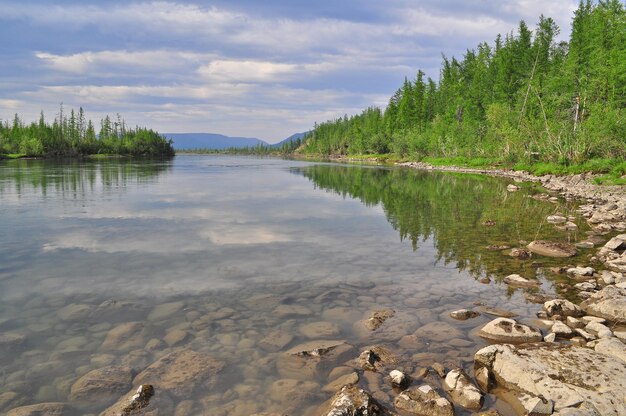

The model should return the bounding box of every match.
[528,240,577,257]
[582,285,626,323]
[133,348,224,399]
[478,318,543,343]
[474,343,626,415]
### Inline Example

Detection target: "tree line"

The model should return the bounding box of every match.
[302,1,626,165]
[0,106,174,158]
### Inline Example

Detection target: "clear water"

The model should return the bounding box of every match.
[0,155,590,415]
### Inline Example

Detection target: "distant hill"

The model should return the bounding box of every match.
[270,132,308,148]
[165,133,269,150]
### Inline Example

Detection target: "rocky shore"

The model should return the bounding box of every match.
[2,162,625,415]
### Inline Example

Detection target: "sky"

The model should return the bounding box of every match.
[0,1,580,142]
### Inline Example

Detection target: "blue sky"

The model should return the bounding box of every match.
[0,1,579,142]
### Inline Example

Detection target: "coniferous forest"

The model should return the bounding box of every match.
[0,106,174,158]
[302,1,626,167]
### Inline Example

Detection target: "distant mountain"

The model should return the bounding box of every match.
[165,133,269,150]
[270,132,309,148]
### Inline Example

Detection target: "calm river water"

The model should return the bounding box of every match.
[0,155,589,415]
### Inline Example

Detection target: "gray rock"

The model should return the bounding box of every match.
[478,318,542,343]
[574,328,596,342]
[389,370,409,389]
[544,333,556,342]
[547,215,567,224]
[518,393,553,415]
[507,184,520,192]
[474,343,626,414]
[449,309,480,320]
[566,317,584,329]
[551,321,573,337]
[543,299,582,317]
[443,368,483,410]
[528,240,577,257]
[568,267,595,276]
[574,282,597,291]
[585,321,613,338]
[318,385,391,416]
[503,274,540,287]
[604,235,626,251]
[594,337,626,363]
[582,285,626,323]
[394,385,454,416]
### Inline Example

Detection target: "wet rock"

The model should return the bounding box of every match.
[269,379,319,412]
[357,346,400,372]
[258,330,293,352]
[443,368,483,410]
[363,309,395,331]
[0,332,25,352]
[0,392,25,413]
[100,322,145,351]
[477,305,517,318]
[100,384,161,416]
[528,240,577,257]
[413,321,463,342]
[69,365,132,406]
[147,301,185,322]
[508,248,532,259]
[133,348,224,399]
[322,372,359,393]
[449,309,480,320]
[478,318,542,343]
[431,363,446,378]
[273,304,313,317]
[503,274,540,287]
[394,385,454,416]
[474,343,626,414]
[6,403,71,416]
[582,285,626,323]
[278,341,354,379]
[57,303,93,322]
[593,337,626,362]
[543,299,582,317]
[300,321,341,338]
[389,370,410,389]
[163,329,189,347]
[318,385,391,416]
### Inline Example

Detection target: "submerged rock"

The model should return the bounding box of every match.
[394,385,454,416]
[478,318,542,343]
[6,402,71,416]
[527,240,577,257]
[474,343,626,415]
[449,309,480,320]
[389,370,410,389]
[503,274,541,287]
[69,365,132,406]
[364,309,396,331]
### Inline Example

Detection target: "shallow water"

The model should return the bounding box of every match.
[0,155,591,415]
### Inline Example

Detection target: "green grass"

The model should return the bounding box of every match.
[422,156,499,168]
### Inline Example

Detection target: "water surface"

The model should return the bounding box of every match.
[0,155,589,415]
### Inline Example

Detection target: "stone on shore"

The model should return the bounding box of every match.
[527,240,577,257]
[443,368,483,410]
[593,337,626,363]
[478,318,542,343]
[474,343,626,414]
[543,299,582,317]
[582,285,626,323]
[394,385,454,416]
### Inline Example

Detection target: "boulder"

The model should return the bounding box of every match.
[69,365,132,406]
[443,368,483,410]
[394,385,454,416]
[133,349,224,399]
[593,338,626,363]
[478,318,542,343]
[582,285,626,323]
[604,235,626,251]
[474,343,626,414]
[389,370,410,389]
[550,321,573,338]
[543,299,582,317]
[258,330,293,352]
[527,240,577,257]
[318,385,391,416]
